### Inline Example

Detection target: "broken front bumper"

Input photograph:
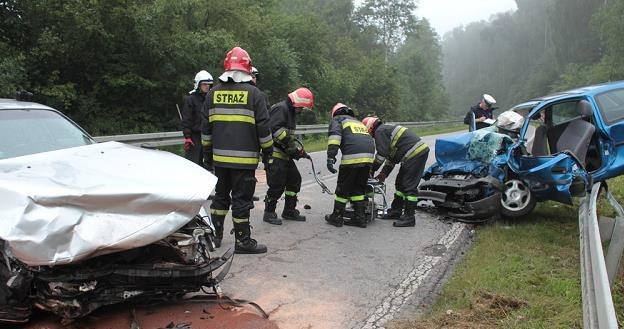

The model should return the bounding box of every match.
[419,176,503,220]
[30,247,235,322]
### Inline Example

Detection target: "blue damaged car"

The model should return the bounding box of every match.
[419,80,624,220]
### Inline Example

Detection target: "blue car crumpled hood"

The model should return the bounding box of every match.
[425,129,513,181]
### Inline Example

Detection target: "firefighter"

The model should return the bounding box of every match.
[250,66,270,112]
[250,66,259,86]
[325,103,375,228]
[201,46,273,254]
[182,70,213,169]
[263,88,314,225]
[362,117,430,227]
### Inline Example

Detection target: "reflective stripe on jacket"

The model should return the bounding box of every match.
[373,124,428,172]
[269,100,297,160]
[327,115,375,167]
[201,83,273,169]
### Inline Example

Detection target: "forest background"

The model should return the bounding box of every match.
[1,0,623,135]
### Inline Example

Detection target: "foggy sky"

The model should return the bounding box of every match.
[416,0,517,37]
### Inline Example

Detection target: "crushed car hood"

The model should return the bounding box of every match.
[0,142,217,266]
[426,130,512,178]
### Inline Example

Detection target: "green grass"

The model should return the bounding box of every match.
[410,123,466,137]
[392,176,624,329]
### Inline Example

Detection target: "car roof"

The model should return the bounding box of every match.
[0,98,56,111]
[529,80,624,103]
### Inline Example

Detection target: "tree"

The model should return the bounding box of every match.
[356,0,418,62]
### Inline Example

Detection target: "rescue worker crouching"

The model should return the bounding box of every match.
[362,117,430,227]
[201,46,273,254]
[182,70,213,169]
[263,88,315,225]
[325,103,375,228]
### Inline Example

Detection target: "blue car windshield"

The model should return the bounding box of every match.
[595,88,624,125]
[0,109,94,160]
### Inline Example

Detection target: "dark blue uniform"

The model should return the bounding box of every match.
[470,104,494,130]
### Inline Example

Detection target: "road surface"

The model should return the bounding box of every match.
[218,131,472,329]
[23,131,472,329]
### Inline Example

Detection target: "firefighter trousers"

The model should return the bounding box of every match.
[394,149,429,203]
[266,158,301,202]
[210,167,257,221]
[185,132,205,168]
[334,165,372,205]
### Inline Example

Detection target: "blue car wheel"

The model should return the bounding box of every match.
[500,179,536,218]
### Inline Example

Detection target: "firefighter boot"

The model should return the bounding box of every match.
[282,195,306,221]
[233,222,267,254]
[325,201,346,227]
[263,197,282,225]
[382,196,404,220]
[393,201,417,227]
[212,214,225,248]
[344,201,367,228]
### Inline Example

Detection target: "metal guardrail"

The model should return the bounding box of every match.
[93,120,463,147]
[579,182,623,328]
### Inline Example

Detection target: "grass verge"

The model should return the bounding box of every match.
[391,175,624,328]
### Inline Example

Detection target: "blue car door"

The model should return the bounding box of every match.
[507,100,590,205]
[507,150,587,204]
[590,87,624,182]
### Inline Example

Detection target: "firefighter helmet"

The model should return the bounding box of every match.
[223,47,252,73]
[331,102,353,117]
[288,88,314,110]
[362,116,381,134]
[193,70,213,90]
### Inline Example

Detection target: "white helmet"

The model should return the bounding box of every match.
[482,94,496,107]
[496,110,524,132]
[191,70,213,92]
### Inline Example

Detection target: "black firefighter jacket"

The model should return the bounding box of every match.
[269,100,299,161]
[372,124,428,175]
[201,82,273,170]
[327,115,375,167]
[181,91,205,138]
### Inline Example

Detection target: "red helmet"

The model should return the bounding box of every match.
[362,116,380,134]
[288,88,314,109]
[331,102,350,117]
[223,47,252,73]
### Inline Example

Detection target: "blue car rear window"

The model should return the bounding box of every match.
[595,88,624,125]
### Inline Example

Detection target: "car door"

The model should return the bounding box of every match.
[591,87,624,182]
[507,100,590,205]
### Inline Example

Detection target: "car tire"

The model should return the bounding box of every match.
[500,179,536,218]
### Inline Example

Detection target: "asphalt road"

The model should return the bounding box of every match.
[217,131,473,329]
[22,130,472,329]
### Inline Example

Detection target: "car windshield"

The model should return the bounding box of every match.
[0,109,94,160]
[595,88,624,125]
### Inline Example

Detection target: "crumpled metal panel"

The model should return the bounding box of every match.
[0,142,217,266]
[425,130,511,181]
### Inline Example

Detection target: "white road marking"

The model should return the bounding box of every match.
[361,222,466,329]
